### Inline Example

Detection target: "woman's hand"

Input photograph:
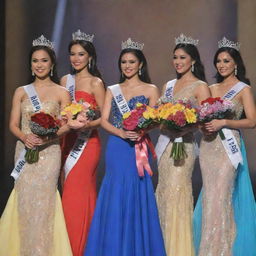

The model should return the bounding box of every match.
[119,129,141,141]
[204,119,226,132]
[66,112,90,130]
[22,133,42,149]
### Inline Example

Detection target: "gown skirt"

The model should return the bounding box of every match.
[84,135,166,256]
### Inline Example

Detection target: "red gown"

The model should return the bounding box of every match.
[61,91,101,256]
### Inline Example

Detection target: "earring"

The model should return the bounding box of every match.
[121,72,124,78]
[88,60,91,69]
[32,70,35,76]
[138,68,142,76]
[50,67,53,76]
[235,66,237,76]
[191,63,194,72]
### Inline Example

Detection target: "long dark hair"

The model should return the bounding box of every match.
[118,48,151,83]
[173,43,206,82]
[68,40,103,81]
[28,45,59,84]
[213,47,250,85]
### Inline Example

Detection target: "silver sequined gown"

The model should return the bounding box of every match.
[0,100,72,256]
[156,80,205,256]
[198,99,244,256]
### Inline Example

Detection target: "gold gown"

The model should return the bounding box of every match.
[0,100,72,256]
[156,80,205,256]
[198,97,243,256]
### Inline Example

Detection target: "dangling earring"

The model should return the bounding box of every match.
[32,70,35,76]
[191,63,194,72]
[88,60,91,69]
[121,72,124,78]
[50,67,53,76]
[235,66,237,76]
[138,68,142,76]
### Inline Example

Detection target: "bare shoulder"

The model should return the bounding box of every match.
[60,74,68,87]
[52,83,69,95]
[91,77,104,88]
[143,83,158,91]
[209,83,220,93]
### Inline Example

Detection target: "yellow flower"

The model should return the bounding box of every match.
[143,106,157,119]
[184,108,197,123]
[123,112,131,119]
[136,103,143,107]
[61,103,84,116]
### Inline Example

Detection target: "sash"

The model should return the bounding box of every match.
[220,82,247,169]
[64,74,91,179]
[66,74,76,101]
[155,79,180,162]
[64,130,92,178]
[109,84,154,177]
[11,84,42,180]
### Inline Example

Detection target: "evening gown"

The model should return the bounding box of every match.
[84,95,166,256]
[62,91,101,256]
[194,85,256,255]
[0,100,72,256]
[156,80,205,256]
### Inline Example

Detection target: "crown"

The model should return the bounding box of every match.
[32,35,54,49]
[218,37,240,51]
[121,38,144,50]
[175,33,199,46]
[72,29,94,42]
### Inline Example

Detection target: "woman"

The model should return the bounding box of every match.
[194,37,256,256]
[84,38,166,256]
[155,34,210,256]
[0,35,72,255]
[61,29,105,256]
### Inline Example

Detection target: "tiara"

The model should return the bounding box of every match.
[72,29,94,42]
[175,33,199,46]
[218,37,240,51]
[121,38,144,50]
[32,35,54,49]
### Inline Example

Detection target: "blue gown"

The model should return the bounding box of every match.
[84,96,166,256]
[193,136,256,256]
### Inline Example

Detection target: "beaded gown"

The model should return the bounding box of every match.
[156,80,205,256]
[0,100,72,256]
[62,91,101,256]
[194,85,256,256]
[84,95,166,256]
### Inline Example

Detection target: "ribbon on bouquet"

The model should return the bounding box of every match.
[135,135,156,177]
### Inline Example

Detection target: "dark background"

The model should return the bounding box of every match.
[1,0,256,215]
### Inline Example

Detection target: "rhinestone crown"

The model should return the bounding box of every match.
[72,29,94,42]
[121,38,144,50]
[32,35,54,49]
[175,33,199,46]
[218,37,240,51]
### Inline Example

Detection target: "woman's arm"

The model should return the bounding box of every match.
[205,86,256,132]
[9,87,42,148]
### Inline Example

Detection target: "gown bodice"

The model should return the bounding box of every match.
[20,99,60,134]
[111,95,149,128]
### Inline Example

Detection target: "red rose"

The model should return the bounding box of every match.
[31,112,58,129]
[123,114,139,130]
[167,111,186,127]
[201,97,223,105]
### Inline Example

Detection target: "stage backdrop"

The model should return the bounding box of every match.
[1,0,256,214]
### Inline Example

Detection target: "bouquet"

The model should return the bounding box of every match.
[122,103,158,177]
[61,99,97,127]
[157,99,198,161]
[198,97,234,139]
[122,103,158,131]
[25,112,60,163]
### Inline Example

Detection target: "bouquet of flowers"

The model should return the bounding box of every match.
[25,112,60,163]
[157,99,198,161]
[61,99,97,126]
[122,103,158,131]
[198,97,234,139]
[122,103,158,177]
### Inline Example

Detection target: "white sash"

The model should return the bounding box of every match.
[220,82,247,169]
[64,130,92,178]
[109,84,131,114]
[11,84,42,180]
[64,74,92,179]
[66,74,76,101]
[155,79,180,162]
